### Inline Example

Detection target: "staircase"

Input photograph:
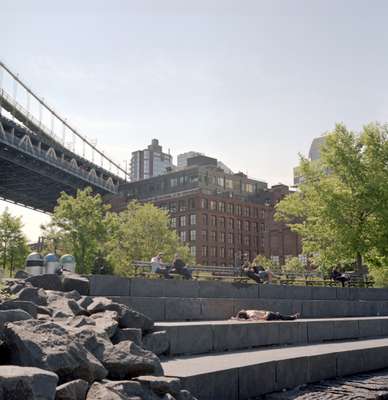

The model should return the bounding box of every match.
[89,276,388,399]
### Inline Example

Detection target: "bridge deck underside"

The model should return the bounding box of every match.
[0,141,106,212]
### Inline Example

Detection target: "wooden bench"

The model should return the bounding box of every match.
[191,265,249,283]
[132,261,187,279]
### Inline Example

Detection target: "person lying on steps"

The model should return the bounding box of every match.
[232,309,300,321]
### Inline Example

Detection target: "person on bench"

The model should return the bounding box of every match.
[242,256,273,284]
[150,253,171,278]
[233,309,300,321]
[331,266,349,287]
[170,253,192,279]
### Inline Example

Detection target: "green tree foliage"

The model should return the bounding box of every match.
[275,123,388,274]
[51,188,111,274]
[253,254,276,269]
[0,208,29,276]
[283,256,305,273]
[105,201,193,276]
[40,223,71,255]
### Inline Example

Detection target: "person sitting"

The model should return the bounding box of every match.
[170,253,192,279]
[233,309,300,321]
[150,253,171,278]
[331,267,349,287]
[242,257,273,284]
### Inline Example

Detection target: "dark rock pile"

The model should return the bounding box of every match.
[0,272,195,400]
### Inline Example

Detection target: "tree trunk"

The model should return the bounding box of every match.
[356,252,363,274]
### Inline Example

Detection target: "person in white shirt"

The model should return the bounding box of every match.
[150,253,171,278]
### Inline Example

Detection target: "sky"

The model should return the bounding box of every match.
[1,0,388,241]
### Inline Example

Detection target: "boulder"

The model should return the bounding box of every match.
[119,308,154,331]
[63,290,82,301]
[91,312,119,338]
[111,328,142,346]
[26,274,62,291]
[37,306,53,316]
[136,376,181,396]
[104,380,160,400]
[62,273,89,295]
[86,297,113,314]
[71,326,112,361]
[47,292,86,317]
[86,382,127,400]
[17,287,47,306]
[102,340,163,380]
[4,320,107,384]
[55,379,89,400]
[0,300,38,318]
[142,331,169,356]
[0,309,33,331]
[15,270,30,279]
[78,296,94,310]
[0,365,58,400]
[66,316,96,329]
[9,283,25,294]
[176,390,198,400]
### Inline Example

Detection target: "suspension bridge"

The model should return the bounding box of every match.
[0,61,129,212]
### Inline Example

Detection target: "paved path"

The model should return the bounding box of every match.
[264,369,388,399]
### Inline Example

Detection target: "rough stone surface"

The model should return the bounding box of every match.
[86,382,127,400]
[55,379,89,400]
[0,300,38,318]
[26,273,62,291]
[78,296,94,310]
[136,375,181,395]
[4,319,107,384]
[0,365,58,400]
[102,340,163,380]
[15,270,30,279]
[47,291,86,317]
[17,287,47,306]
[112,328,142,346]
[0,309,33,329]
[91,311,119,338]
[62,273,90,295]
[142,331,169,356]
[87,297,113,314]
[9,282,25,294]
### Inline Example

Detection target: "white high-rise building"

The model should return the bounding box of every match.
[130,139,173,181]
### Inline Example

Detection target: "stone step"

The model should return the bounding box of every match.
[162,337,388,400]
[110,295,388,321]
[156,316,388,356]
[90,275,388,301]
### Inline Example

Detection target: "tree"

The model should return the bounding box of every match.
[275,123,388,273]
[0,208,29,276]
[50,187,110,274]
[253,254,276,269]
[40,222,71,255]
[105,201,192,276]
[283,257,305,273]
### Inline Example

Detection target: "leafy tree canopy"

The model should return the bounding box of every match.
[275,123,388,274]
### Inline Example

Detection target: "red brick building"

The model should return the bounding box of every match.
[109,156,301,266]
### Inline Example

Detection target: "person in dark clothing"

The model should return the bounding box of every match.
[331,267,349,287]
[233,309,300,321]
[242,255,273,284]
[171,253,192,279]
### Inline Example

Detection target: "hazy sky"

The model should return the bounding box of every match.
[1,0,388,240]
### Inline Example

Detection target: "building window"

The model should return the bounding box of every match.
[253,208,259,218]
[225,179,233,190]
[171,217,177,228]
[243,207,250,217]
[190,214,196,225]
[227,233,233,244]
[237,220,242,231]
[202,230,208,241]
[202,246,208,257]
[210,247,217,257]
[218,201,225,213]
[170,202,177,213]
[244,183,254,193]
[219,232,225,243]
[180,231,187,242]
[179,200,187,212]
[261,237,265,248]
[260,223,265,232]
[261,210,265,219]
[202,214,208,225]
[271,255,280,266]
[170,178,178,187]
[210,200,217,211]
[235,205,242,216]
[190,246,196,257]
[237,234,243,244]
[226,203,233,214]
[228,218,234,230]
[219,247,225,258]
[252,222,258,232]
[228,248,234,258]
[190,230,196,241]
[180,216,187,227]
[211,215,217,226]
[218,217,225,228]
[217,176,225,187]
[188,198,196,210]
[244,236,250,246]
[210,231,217,241]
[201,199,208,209]
[244,221,250,231]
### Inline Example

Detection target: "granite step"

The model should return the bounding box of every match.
[162,337,388,400]
[110,295,388,321]
[156,316,388,356]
